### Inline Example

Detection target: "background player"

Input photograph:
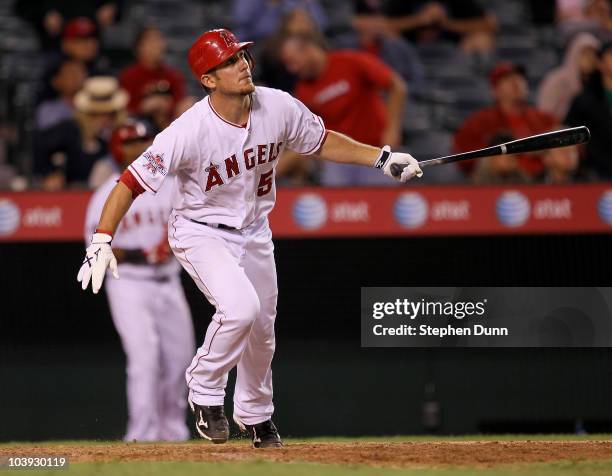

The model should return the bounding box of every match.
[77,28,422,448]
[84,120,195,442]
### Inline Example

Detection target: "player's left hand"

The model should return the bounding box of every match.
[77,232,119,294]
[384,152,423,182]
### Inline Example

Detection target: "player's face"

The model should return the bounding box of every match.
[206,50,255,95]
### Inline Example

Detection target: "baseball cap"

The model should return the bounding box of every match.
[110,119,154,164]
[63,17,97,39]
[489,61,526,87]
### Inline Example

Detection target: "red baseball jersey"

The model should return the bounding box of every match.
[120,62,186,112]
[294,50,393,147]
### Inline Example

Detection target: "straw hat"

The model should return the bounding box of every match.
[74,76,129,114]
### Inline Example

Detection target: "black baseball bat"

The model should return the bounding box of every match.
[390,126,591,178]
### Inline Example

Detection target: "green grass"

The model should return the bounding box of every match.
[4,460,612,476]
[3,437,612,476]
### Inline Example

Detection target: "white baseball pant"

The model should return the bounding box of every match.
[168,212,278,426]
[106,274,195,441]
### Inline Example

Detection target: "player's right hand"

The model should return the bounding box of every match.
[383,152,423,182]
[77,232,119,294]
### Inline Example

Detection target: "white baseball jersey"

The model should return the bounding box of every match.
[86,170,194,442]
[127,87,326,229]
[85,172,180,280]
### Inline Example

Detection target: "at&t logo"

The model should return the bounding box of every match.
[292,194,327,230]
[0,199,21,236]
[394,192,428,228]
[598,190,612,225]
[496,191,530,227]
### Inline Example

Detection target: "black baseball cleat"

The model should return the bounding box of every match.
[235,417,283,448]
[189,400,229,444]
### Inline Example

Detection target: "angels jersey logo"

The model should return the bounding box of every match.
[204,142,283,192]
[143,151,167,177]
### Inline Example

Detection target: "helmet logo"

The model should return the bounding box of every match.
[219,30,234,47]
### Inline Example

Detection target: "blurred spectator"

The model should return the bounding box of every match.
[259,8,321,92]
[231,0,328,42]
[538,143,594,183]
[36,59,87,130]
[62,18,99,63]
[280,33,407,186]
[14,1,120,52]
[334,0,425,96]
[383,0,498,53]
[46,17,109,76]
[557,0,612,42]
[89,119,155,189]
[139,81,178,132]
[36,18,102,104]
[472,133,531,185]
[120,27,185,117]
[537,33,600,120]
[454,62,558,178]
[565,40,612,178]
[34,77,127,190]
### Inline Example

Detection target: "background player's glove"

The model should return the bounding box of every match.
[144,239,172,265]
[374,145,423,182]
[77,232,119,294]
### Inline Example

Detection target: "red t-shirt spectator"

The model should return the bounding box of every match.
[120,62,185,113]
[453,105,558,176]
[293,50,393,147]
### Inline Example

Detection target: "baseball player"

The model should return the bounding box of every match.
[77,28,422,448]
[84,120,195,442]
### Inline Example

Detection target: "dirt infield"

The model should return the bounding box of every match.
[2,441,612,468]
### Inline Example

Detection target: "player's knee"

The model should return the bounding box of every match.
[228,294,261,327]
[124,337,160,373]
[126,356,160,380]
[260,296,277,323]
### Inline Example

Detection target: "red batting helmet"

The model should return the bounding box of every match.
[110,120,153,165]
[188,29,254,79]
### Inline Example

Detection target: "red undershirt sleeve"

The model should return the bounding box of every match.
[118,169,145,199]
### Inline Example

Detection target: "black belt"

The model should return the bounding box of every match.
[189,218,236,230]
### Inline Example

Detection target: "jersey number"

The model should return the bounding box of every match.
[257,170,274,197]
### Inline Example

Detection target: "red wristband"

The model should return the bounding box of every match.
[95,228,114,238]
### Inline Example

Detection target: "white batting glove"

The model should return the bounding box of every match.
[374,145,423,182]
[77,233,119,294]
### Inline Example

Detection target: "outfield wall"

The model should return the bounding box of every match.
[1,234,612,440]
